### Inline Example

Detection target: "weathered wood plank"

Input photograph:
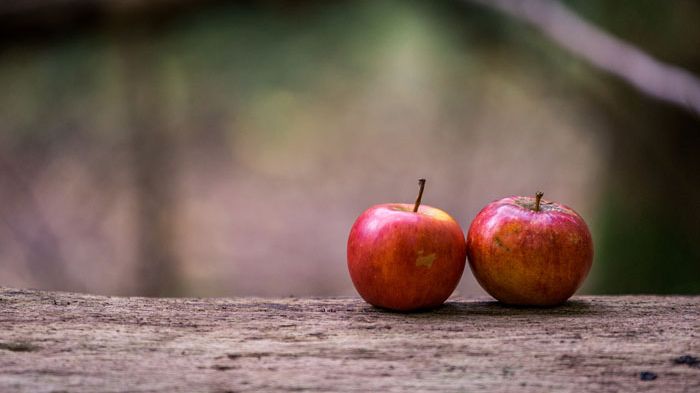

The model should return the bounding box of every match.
[0,288,698,392]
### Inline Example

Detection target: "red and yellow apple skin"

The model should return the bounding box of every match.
[347,203,467,311]
[466,196,593,306]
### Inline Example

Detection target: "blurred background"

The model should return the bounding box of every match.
[1,0,698,297]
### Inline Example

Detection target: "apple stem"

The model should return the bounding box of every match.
[413,178,426,213]
[534,191,544,212]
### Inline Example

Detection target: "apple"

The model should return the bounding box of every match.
[466,192,593,306]
[347,179,467,311]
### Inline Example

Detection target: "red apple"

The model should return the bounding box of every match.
[347,179,467,311]
[466,192,593,306]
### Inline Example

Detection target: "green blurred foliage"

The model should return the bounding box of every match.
[1,0,699,295]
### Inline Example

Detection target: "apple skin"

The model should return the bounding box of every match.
[466,196,593,306]
[348,203,467,311]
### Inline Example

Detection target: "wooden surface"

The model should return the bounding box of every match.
[0,288,699,392]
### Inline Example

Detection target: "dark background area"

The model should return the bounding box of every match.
[1,0,699,297]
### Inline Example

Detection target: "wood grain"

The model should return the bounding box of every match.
[0,288,698,392]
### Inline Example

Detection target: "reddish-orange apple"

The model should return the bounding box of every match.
[466,192,593,306]
[347,179,467,311]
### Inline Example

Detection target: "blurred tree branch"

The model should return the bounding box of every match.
[469,0,700,115]
[5,0,698,115]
